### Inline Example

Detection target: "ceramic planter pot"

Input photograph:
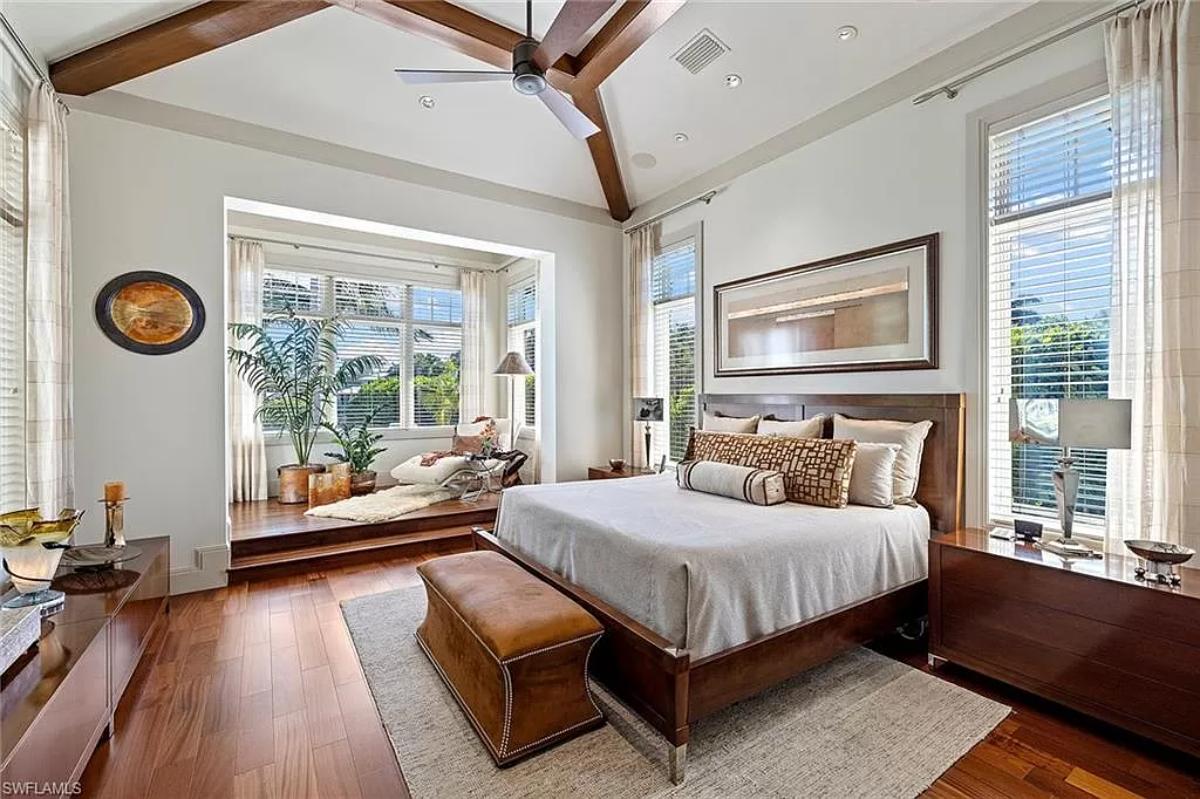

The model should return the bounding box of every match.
[350,470,377,496]
[278,464,324,504]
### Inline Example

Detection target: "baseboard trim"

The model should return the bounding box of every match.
[170,544,229,595]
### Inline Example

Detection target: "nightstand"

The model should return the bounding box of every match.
[929,528,1200,759]
[587,465,656,480]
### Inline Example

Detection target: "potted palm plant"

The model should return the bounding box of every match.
[323,407,388,495]
[228,310,382,504]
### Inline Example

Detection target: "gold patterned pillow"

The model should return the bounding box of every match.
[686,430,858,508]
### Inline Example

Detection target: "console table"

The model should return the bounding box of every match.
[929,529,1200,759]
[0,537,169,798]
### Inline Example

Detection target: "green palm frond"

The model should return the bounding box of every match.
[228,308,384,465]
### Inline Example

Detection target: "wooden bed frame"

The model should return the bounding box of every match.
[474,392,965,782]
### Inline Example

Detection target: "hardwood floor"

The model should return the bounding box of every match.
[81,553,1200,799]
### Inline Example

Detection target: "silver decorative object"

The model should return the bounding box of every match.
[1125,539,1194,586]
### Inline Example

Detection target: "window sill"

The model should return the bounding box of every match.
[264,426,455,446]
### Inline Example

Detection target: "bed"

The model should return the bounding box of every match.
[474,392,965,781]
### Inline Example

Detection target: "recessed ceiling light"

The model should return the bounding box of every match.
[724,73,742,89]
[418,95,436,109]
[674,132,690,144]
[836,25,858,42]
[631,152,658,169]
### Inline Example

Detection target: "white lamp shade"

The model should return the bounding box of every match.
[494,350,533,376]
[1009,398,1132,450]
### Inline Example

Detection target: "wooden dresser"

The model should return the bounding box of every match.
[929,529,1200,759]
[1,537,169,798]
[587,465,656,480]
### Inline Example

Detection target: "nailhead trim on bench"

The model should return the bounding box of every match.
[418,572,603,759]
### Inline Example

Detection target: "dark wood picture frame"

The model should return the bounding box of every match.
[95,270,206,355]
[713,232,939,376]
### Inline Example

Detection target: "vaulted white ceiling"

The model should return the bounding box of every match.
[7,1,1036,211]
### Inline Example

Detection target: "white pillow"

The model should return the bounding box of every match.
[390,454,500,485]
[456,417,512,451]
[833,414,933,503]
[702,412,760,434]
[848,443,902,508]
[756,416,825,439]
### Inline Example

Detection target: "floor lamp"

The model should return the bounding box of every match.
[494,350,534,449]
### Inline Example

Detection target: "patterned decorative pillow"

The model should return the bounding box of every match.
[676,460,787,506]
[687,430,858,508]
[453,417,497,455]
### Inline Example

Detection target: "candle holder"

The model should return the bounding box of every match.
[58,497,140,572]
[103,498,127,548]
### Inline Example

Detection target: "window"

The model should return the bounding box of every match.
[987,95,1114,531]
[650,235,699,465]
[506,278,537,430]
[260,266,462,431]
[0,94,24,512]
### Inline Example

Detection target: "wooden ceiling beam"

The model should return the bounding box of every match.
[50,1,329,96]
[573,0,686,91]
[574,89,631,222]
[334,0,579,90]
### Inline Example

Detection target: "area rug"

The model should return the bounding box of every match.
[342,586,1010,798]
[304,485,455,523]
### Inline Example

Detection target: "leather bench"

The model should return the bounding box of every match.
[415,551,605,766]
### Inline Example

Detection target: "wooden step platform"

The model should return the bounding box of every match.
[228,493,497,581]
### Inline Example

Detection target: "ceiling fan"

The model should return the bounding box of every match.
[395,0,613,139]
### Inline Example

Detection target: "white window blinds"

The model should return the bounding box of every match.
[650,237,698,465]
[260,266,462,431]
[987,95,1114,530]
[506,278,537,429]
[0,97,25,512]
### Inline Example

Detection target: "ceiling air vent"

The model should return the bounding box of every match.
[672,29,730,75]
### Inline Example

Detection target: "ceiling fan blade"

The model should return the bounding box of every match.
[537,86,601,140]
[533,0,616,71]
[394,69,512,85]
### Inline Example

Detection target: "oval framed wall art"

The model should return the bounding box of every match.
[95,271,206,355]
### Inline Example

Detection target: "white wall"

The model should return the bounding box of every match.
[659,28,1107,526]
[68,112,622,592]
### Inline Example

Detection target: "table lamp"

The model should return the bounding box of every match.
[633,397,664,468]
[1009,397,1132,556]
[494,350,533,448]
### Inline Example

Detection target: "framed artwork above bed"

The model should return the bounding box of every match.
[714,233,938,376]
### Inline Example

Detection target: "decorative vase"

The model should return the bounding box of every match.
[1,508,83,612]
[350,470,377,496]
[278,464,324,504]
[330,462,352,500]
[308,472,341,508]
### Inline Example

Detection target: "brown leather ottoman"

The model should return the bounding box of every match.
[415,551,604,766]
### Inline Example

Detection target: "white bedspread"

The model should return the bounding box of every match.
[494,473,929,659]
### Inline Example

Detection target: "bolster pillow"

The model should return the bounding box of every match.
[676,460,786,506]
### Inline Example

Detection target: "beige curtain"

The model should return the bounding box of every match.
[460,269,487,423]
[228,239,268,502]
[25,80,72,512]
[1105,0,1198,551]
[627,222,660,468]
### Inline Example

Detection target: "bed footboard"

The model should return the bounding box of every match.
[472,529,927,752]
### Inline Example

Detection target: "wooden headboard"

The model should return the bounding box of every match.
[699,393,966,532]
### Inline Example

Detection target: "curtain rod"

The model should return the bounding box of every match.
[0,12,68,114]
[913,0,1143,105]
[623,189,720,235]
[228,234,489,272]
